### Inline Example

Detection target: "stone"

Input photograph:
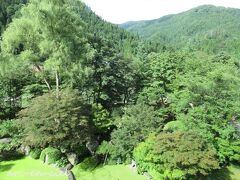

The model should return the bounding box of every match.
[144,172,153,180]
[67,170,76,180]
[86,140,99,155]
[0,138,12,144]
[18,145,31,155]
[65,163,73,170]
[66,153,79,165]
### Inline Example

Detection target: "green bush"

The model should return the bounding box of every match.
[134,132,220,179]
[29,149,41,159]
[75,157,99,172]
[40,147,62,164]
[56,157,69,168]
[0,120,16,138]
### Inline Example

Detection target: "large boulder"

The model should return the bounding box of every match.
[86,140,99,155]
[66,153,79,165]
[0,138,12,144]
[19,145,31,155]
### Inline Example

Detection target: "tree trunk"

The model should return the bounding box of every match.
[44,78,51,91]
[56,71,60,99]
[34,64,51,91]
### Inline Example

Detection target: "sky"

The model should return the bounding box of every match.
[82,0,240,24]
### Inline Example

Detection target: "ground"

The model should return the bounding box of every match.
[0,157,67,180]
[72,164,147,180]
[1,157,239,180]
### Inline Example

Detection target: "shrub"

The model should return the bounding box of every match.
[29,148,41,159]
[40,147,62,164]
[75,157,99,172]
[134,132,220,179]
[163,120,186,132]
[56,157,69,168]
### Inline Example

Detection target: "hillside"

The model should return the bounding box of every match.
[121,5,240,56]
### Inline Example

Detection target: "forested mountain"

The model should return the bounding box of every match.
[0,1,239,180]
[0,0,27,34]
[121,5,240,57]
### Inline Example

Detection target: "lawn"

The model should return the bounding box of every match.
[0,157,67,180]
[72,164,146,180]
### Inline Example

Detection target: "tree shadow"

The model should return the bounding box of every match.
[203,167,233,180]
[0,163,15,172]
[0,151,24,161]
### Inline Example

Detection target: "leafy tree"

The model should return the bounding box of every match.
[139,51,186,108]
[134,132,219,179]
[109,103,163,162]
[0,0,27,35]
[170,55,240,163]
[1,0,94,93]
[18,89,93,150]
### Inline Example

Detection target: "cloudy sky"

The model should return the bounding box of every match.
[82,0,240,24]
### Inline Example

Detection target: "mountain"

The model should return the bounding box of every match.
[120,5,240,57]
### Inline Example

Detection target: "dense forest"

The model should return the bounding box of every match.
[0,1,239,180]
[121,5,240,58]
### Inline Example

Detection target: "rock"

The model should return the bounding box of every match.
[144,172,153,180]
[67,170,76,180]
[131,160,137,168]
[66,153,79,165]
[0,138,12,144]
[86,140,99,155]
[19,145,31,155]
[65,163,73,170]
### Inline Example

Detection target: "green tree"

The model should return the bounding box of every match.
[134,132,219,179]
[1,0,94,94]
[18,89,93,150]
[109,103,163,162]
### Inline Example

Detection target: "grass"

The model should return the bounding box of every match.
[72,164,147,180]
[0,157,67,180]
[1,157,239,180]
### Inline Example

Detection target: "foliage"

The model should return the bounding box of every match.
[92,104,113,133]
[0,120,21,153]
[109,103,163,162]
[0,120,17,138]
[0,0,27,35]
[163,120,187,132]
[217,139,240,164]
[56,156,69,168]
[40,147,62,165]
[139,51,186,107]
[29,148,41,159]
[121,5,240,57]
[74,157,99,172]
[18,89,93,149]
[134,132,220,179]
